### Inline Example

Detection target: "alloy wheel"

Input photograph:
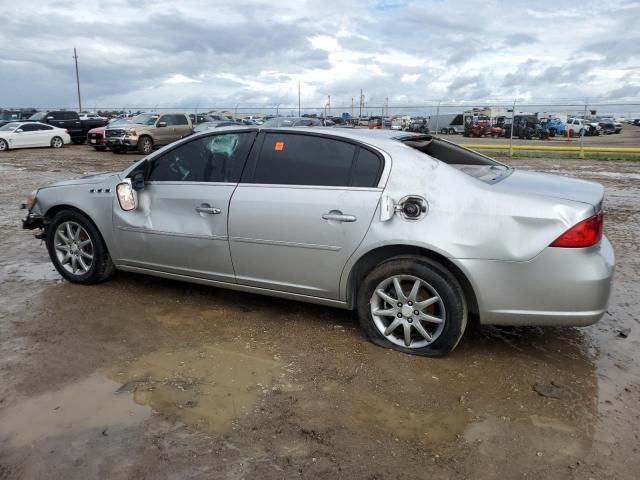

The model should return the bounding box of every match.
[370,274,446,348]
[54,221,94,275]
[52,137,63,148]
[0,139,7,151]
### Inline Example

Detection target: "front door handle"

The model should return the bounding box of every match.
[196,204,221,215]
[322,211,357,223]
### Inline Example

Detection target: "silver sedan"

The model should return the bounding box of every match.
[22,127,615,356]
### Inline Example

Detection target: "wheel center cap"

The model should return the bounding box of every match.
[401,305,414,317]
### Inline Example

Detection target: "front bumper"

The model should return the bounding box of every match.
[458,236,615,326]
[105,136,139,149]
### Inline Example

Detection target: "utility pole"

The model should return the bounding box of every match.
[73,48,82,113]
[359,89,364,118]
[298,81,301,117]
[327,95,331,117]
[509,98,517,157]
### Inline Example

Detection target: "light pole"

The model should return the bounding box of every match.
[73,48,82,112]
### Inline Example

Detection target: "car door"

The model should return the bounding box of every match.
[12,123,40,147]
[228,132,384,300]
[112,131,257,282]
[172,114,192,139]
[155,114,175,145]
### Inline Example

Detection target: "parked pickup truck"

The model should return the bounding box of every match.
[27,111,107,144]
[105,113,193,154]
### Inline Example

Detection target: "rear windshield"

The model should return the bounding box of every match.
[400,135,511,184]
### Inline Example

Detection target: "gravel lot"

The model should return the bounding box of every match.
[0,144,639,479]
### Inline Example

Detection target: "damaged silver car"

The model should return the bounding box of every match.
[23,127,615,356]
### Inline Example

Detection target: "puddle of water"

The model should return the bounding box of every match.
[112,345,282,433]
[0,261,61,282]
[0,374,150,447]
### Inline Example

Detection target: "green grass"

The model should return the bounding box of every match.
[477,150,640,161]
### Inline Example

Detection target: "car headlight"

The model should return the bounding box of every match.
[125,128,137,137]
[21,191,37,210]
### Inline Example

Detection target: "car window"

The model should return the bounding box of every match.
[158,115,172,126]
[172,114,189,126]
[352,148,383,187]
[147,132,256,183]
[252,133,356,186]
[38,124,53,130]
[19,123,38,132]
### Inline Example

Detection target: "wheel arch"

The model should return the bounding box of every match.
[43,204,111,254]
[345,244,479,319]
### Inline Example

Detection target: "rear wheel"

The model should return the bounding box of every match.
[448,128,456,135]
[357,256,467,357]
[51,136,64,148]
[440,128,448,134]
[0,139,8,151]
[45,210,115,284]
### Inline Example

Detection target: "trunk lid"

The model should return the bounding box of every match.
[494,169,604,210]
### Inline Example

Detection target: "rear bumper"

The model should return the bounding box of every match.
[458,236,615,326]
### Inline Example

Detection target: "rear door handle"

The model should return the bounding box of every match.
[196,204,221,215]
[322,211,357,223]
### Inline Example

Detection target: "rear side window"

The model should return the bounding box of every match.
[252,133,356,186]
[148,132,256,183]
[352,148,383,187]
[173,115,189,125]
[20,123,38,132]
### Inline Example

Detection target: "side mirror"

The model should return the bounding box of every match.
[131,171,145,189]
[157,122,167,128]
[116,179,137,211]
[46,116,54,120]
[15,129,23,133]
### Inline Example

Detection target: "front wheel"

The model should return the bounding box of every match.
[46,210,115,284]
[51,136,64,148]
[357,256,467,356]
[448,128,456,135]
[137,136,153,154]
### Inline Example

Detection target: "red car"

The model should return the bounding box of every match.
[87,119,129,151]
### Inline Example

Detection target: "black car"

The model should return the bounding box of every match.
[503,115,549,140]
[27,111,107,144]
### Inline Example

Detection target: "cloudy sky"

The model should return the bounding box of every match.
[1,0,639,111]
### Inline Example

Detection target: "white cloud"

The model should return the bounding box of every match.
[162,74,201,85]
[401,74,421,83]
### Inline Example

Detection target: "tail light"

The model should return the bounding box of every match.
[550,213,603,248]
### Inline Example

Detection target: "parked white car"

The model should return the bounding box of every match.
[566,118,601,137]
[0,122,71,151]
[79,113,106,121]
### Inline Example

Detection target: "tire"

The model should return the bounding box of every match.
[440,128,448,134]
[137,136,153,155]
[72,138,85,145]
[93,146,106,151]
[448,128,456,135]
[45,209,116,285]
[0,138,8,151]
[549,128,556,137]
[357,256,467,357]
[51,136,64,148]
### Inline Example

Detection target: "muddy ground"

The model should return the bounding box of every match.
[0,145,639,480]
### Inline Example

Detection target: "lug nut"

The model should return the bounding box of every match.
[414,310,419,316]
[397,302,402,307]
[407,301,413,306]
[397,313,403,318]
[407,318,413,323]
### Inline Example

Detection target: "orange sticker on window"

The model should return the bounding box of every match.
[274,141,285,151]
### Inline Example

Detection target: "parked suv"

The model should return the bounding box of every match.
[105,113,193,154]
[566,118,601,137]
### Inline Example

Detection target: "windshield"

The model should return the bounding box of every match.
[29,112,47,121]
[0,122,19,131]
[194,122,221,132]
[0,112,17,121]
[131,114,159,125]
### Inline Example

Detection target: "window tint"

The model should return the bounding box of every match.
[253,133,356,186]
[19,123,38,132]
[172,114,189,126]
[158,115,170,126]
[38,124,53,130]
[148,132,255,183]
[352,148,382,187]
